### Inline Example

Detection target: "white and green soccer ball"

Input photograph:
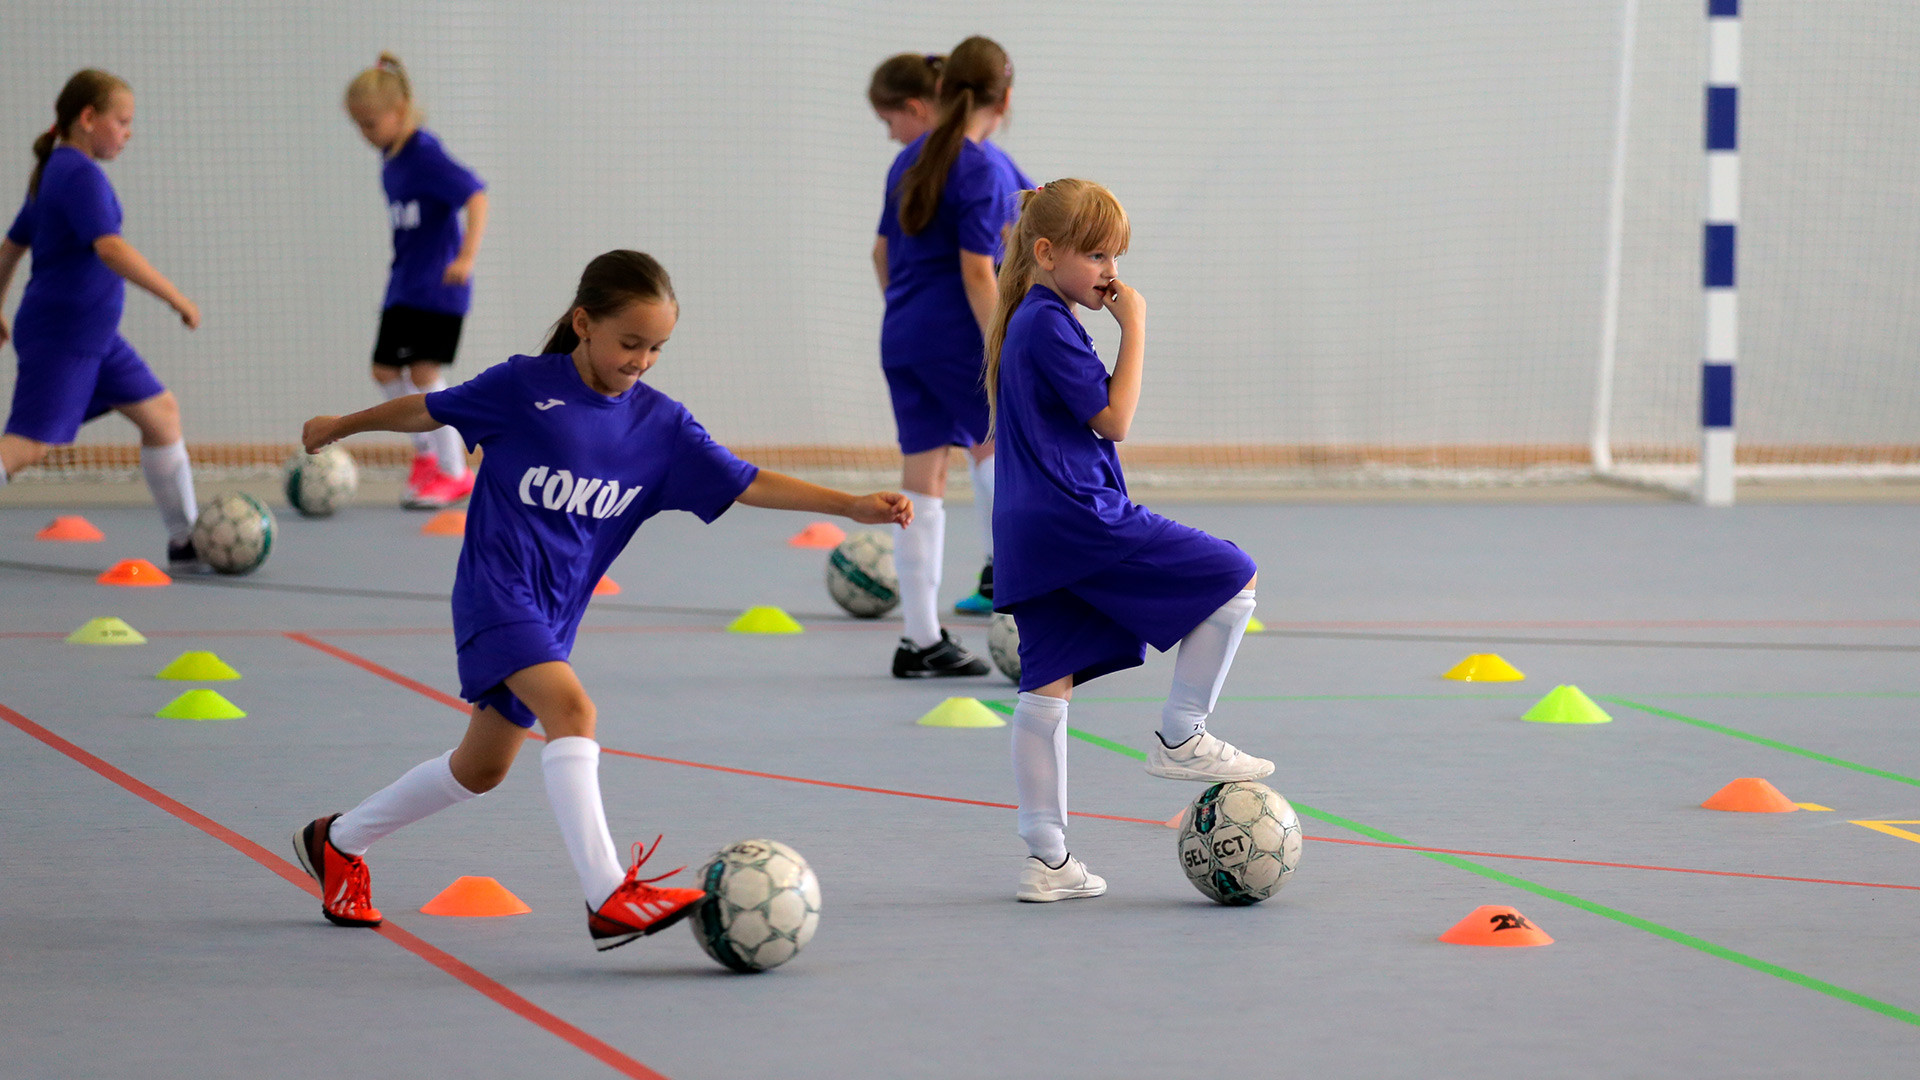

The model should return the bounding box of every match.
[191,491,275,575]
[825,530,898,618]
[1177,781,1303,906]
[988,612,1020,683]
[283,445,359,518]
[690,839,822,973]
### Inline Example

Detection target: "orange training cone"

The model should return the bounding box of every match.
[1702,777,1798,813]
[593,575,621,596]
[421,510,466,536]
[1438,905,1553,947]
[37,515,105,542]
[419,876,531,917]
[789,521,847,549]
[97,558,171,587]
[1164,805,1189,830]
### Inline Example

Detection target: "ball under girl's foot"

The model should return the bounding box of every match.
[891,629,990,678]
[587,836,708,952]
[292,813,383,928]
[1145,731,1274,782]
[1016,854,1107,902]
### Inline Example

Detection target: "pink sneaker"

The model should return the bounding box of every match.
[405,470,473,510]
[402,454,441,509]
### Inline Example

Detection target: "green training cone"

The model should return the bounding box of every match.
[915,697,1007,728]
[1522,685,1612,725]
[66,616,147,645]
[728,606,804,634]
[156,651,241,681]
[156,689,247,721]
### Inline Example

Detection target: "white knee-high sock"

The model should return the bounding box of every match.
[967,454,994,563]
[541,736,625,906]
[0,460,10,487]
[1161,589,1257,747]
[416,374,467,478]
[893,490,945,648]
[377,377,433,456]
[139,441,197,546]
[330,750,480,856]
[1011,691,1070,866]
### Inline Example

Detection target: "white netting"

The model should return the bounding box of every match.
[2,2,1915,487]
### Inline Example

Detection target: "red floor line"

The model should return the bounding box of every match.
[287,634,1920,895]
[0,700,668,1080]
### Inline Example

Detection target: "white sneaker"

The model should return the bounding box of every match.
[1146,731,1274,782]
[1016,855,1107,902]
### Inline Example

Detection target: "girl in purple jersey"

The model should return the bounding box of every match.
[868,52,942,146]
[986,180,1271,902]
[874,35,1032,678]
[345,53,489,510]
[293,250,911,951]
[0,70,204,568]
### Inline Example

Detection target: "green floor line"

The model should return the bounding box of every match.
[1604,698,1920,789]
[1072,733,1920,1028]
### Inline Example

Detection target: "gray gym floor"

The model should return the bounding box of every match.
[3,495,1918,1079]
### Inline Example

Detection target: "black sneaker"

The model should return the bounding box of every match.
[893,629,991,678]
[168,540,209,574]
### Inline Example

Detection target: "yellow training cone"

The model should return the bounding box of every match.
[1442,653,1525,682]
[156,651,241,681]
[156,689,246,721]
[1245,616,1265,633]
[915,697,1007,728]
[67,617,147,645]
[1522,685,1612,725]
[728,606,804,634]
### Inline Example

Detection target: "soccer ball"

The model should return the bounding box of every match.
[191,491,275,575]
[689,839,821,973]
[825,530,898,618]
[988,612,1020,682]
[283,446,359,517]
[1177,781,1303,906]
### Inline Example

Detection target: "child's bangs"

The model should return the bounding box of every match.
[1063,189,1131,258]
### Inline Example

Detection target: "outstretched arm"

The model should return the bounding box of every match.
[303,395,443,453]
[737,470,913,527]
[94,235,199,330]
[0,239,24,349]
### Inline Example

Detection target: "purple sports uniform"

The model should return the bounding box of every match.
[878,135,1032,454]
[425,354,759,726]
[381,128,484,317]
[992,284,1256,692]
[5,147,164,443]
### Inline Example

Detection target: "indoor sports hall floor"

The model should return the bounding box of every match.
[4,491,1919,1079]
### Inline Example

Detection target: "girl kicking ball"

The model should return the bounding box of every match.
[294,250,911,949]
[987,180,1272,902]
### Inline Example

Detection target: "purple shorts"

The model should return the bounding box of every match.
[6,335,166,444]
[456,619,576,728]
[884,359,989,455]
[1005,520,1257,693]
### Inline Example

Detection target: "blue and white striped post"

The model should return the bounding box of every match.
[1701,0,1739,505]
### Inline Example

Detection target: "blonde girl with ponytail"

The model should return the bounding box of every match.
[986,180,1272,903]
[0,69,205,569]
[344,52,489,510]
[872,34,1033,677]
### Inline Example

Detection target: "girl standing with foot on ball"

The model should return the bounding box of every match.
[294,251,912,948]
[0,69,203,569]
[874,35,1031,677]
[345,53,488,510]
[987,180,1271,903]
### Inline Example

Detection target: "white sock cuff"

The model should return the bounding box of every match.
[419,373,449,394]
[139,440,188,471]
[434,749,483,799]
[376,377,414,401]
[907,490,943,513]
[1216,590,1256,619]
[542,735,599,763]
[1015,691,1068,722]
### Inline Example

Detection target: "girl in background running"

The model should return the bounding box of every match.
[345,53,488,509]
[874,35,1031,677]
[0,69,203,567]
[868,52,942,146]
[986,180,1271,902]
[294,250,911,949]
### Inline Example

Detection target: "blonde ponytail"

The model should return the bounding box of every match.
[345,52,421,126]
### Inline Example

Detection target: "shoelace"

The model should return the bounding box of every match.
[336,857,375,914]
[619,834,687,889]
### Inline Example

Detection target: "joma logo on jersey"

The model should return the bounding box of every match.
[389,200,421,230]
[517,466,643,519]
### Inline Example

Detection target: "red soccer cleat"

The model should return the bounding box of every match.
[293,814,383,928]
[586,836,707,952]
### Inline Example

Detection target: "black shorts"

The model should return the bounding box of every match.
[372,304,464,368]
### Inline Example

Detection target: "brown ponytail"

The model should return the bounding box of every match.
[29,69,129,198]
[542,250,678,355]
[896,36,1012,236]
[868,52,943,111]
[344,52,422,127]
[984,179,1131,431]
